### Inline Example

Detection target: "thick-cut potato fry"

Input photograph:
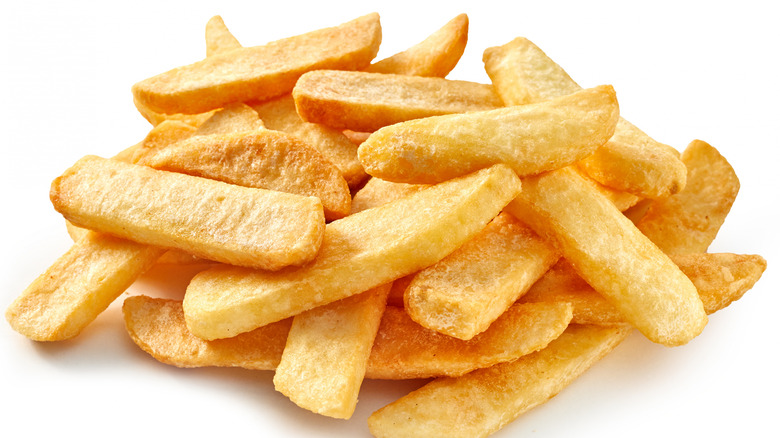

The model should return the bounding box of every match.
[51,155,325,270]
[483,37,686,199]
[638,139,739,253]
[133,97,216,127]
[358,85,619,184]
[205,15,242,56]
[132,14,382,115]
[505,167,707,346]
[350,177,426,214]
[190,103,264,136]
[137,129,351,221]
[367,302,572,380]
[293,70,501,132]
[123,296,572,380]
[184,165,522,340]
[6,232,164,341]
[368,324,631,438]
[405,212,559,340]
[274,284,390,419]
[522,253,766,325]
[365,14,468,77]
[252,95,367,188]
[131,119,198,163]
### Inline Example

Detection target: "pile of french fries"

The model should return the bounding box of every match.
[5,12,767,437]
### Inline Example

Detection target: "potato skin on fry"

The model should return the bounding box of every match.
[51,156,325,270]
[132,13,382,115]
[358,85,619,184]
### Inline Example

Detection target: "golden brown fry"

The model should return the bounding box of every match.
[505,167,706,346]
[133,96,216,127]
[51,155,325,270]
[252,95,367,188]
[205,15,242,56]
[365,13,468,77]
[274,284,390,419]
[293,70,501,132]
[522,254,767,325]
[123,297,572,380]
[137,129,351,221]
[6,232,164,341]
[350,177,426,214]
[132,13,382,115]
[131,119,198,163]
[367,302,572,380]
[190,103,264,136]
[405,212,559,340]
[184,165,522,340]
[358,85,619,184]
[483,37,687,199]
[637,139,740,253]
[368,324,631,438]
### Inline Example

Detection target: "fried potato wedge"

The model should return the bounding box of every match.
[205,15,242,56]
[522,253,767,325]
[184,165,522,340]
[368,324,631,438]
[190,103,264,136]
[358,85,619,184]
[405,212,559,340]
[365,13,468,77]
[123,297,572,380]
[6,232,164,341]
[252,95,367,188]
[638,139,740,253]
[131,119,198,163]
[133,96,216,127]
[505,167,706,346]
[367,302,572,380]
[51,155,325,270]
[137,129,351,221]
[293,70,501,132]
[132,13,382,115]
[483,37,686,199]
[274,284,390,419]
[350,177,426,214]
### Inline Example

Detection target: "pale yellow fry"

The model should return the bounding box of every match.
[252,95,367,188]
[405,212,559,340]
[505,167,706,346]
[191,103,264,136]
[293,70,501,132]
[367,302,572,380]
[6,232,164,341]
[638,139,740,253]
[184,165,522,340]
[483,37,687,199]
[351,177,426,214]
[137,129,351,221]
[365,13,468,77]
[368,324,631,438]
[522,253,767,325]
[51,155,325,270]
[132,13,382,115]
[358,85,619,184]
[205,15,242,56]
[274,283,390,419]
[123,297,570,380]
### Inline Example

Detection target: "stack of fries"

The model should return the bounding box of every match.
[5,12,768,437]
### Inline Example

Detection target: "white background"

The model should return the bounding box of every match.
[1,1,778,437]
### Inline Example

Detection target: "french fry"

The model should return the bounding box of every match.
[137,129,351,221]
[205,15,242,56]
[364,13,468,77]
[189,103,264,136]
[505,167,707,346]
[293,70,501,132]
[522,253,767,325]
[131,119,198,163]
[350,177,426,214]
[132,13,382,115]
[183,164,522,340]
[252,95,368,188]
[273,283,390,419]
[637,139,740,253]
[123,297,572,380]
[50,155,325,270]
[358,85,619,184]
[483,37,687,199]
[367,324,632,438]
[405,212,559,340]
[6,232,164,341]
